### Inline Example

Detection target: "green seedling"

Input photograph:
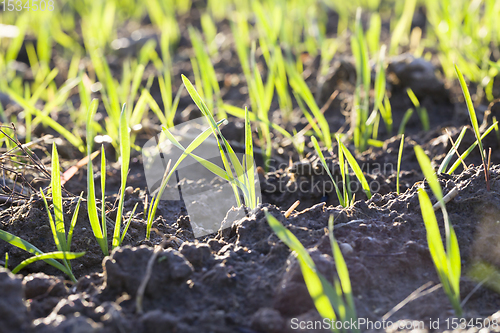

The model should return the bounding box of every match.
[146,77,259,239]
[112,105,132,248]
[286,61,332,150]
[446,122,497,174]
[351,9,371,152]
[397,134,405,195]
[455,65,490,190]
[86,99,109,256]
[407,88,429,131]
[415,145,462,316]
[398,108,414,135]
[338,138,372,199]
[265,211,359,333]
[311,136,345,207]
[438,127,467,174]
[379,96,393,135]
[39,143,85,282]
[338,136,353,206]
[0,228,84,277]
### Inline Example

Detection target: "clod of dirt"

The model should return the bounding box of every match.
[179,242,213,268]
[24,273,68,299]
[387,53,449,102]
[0,268,30,332]
[24,272,69,318]
[102,245,194,299]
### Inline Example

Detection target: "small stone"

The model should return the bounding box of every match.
[339,242,354,255]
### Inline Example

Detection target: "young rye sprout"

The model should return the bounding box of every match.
[415,145,462,316]
[145,75,258,239]
[396,134,404,195]
[266,211,359,333]
[0,143,85,282]
[312,136,372,208]
[455,65,490,190]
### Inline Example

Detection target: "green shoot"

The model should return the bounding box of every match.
[39,143,85,282]
[351,9,371,151]
[112,104,131,248]
[338,140,372,199]
[438,127,467,174]
[493,116,500,143]
[446,122,498,174]
[379,96,393,134]
[12,251,85,274]
[397,134,405,195]
[86,99,109,256]
[4,253,8,269]
[121,203,139,245]
[286,62,332,150]
[455,65,489,190]
[311,136,345,207]
[181,75,258,208]
[338,136,353,206]
[398,108,414,135]
[407,88,429,131]
[415,145,462,316]
[265,210,359,333]
[0,229,84,277]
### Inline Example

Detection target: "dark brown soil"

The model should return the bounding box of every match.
[3,5,500,333]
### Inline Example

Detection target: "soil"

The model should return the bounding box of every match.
[2,5,500,333]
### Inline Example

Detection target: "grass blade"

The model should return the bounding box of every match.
[398,108,414,135]
[12,251,85,274]
[339,141,372,199]
[86,100,108,256]
[244,107,256,209]
[120,203,138,244]
[414,146,443,203]
[438,127,467,174]
[397,134,405,195]
[265,211,336,320]
[311,136,345,207]
[47,143,67,252]
[447,123,497,174]
[455,65,485,163]
[0,229,70,275]
[417,187,462,316]
[66,194,83,251]
[113,104,130,249]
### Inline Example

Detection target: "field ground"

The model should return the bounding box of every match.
[2,0,500,332]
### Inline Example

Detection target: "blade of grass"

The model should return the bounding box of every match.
[398,108,414,135]
[455,65,485,162]
[397,134,405,195]
[12,251,85,274]
[438,127,467,174]
[120,203,139,244]
[86,99,108,256]
[113,104,130,249]
[339,141,372,199]
[311,136,345,207]
[66,194,83,251]
[417,187,462,316]
[447,122,497,174]
[0,229,71,276]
